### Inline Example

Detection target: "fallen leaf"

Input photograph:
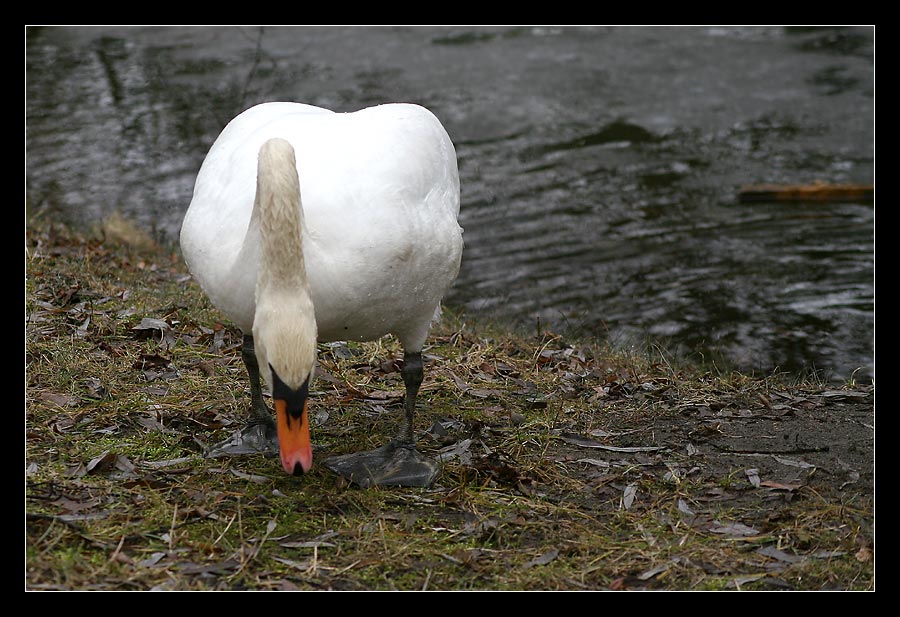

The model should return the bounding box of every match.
[86,451,119,474]
[522,549,558,568]
[53,496,103,513]
[621,483,638,510]
[177,560,240,575]
[637,562,671,580]
[727,573,768,588]
[110,551,134,565]
[83,378,109,399]
[313,366,343,385]
[758,480,802,491]
[132,354,172,370]
[525,396,548,408]
[208,326,226,353]
[460,517,501,539]
[52,416,80,433]
[437,438,473,464]
[74,315,91,337]
[709,521,760,537]
[273,557,313,570]
[576,458,610,469]
[494,362,517,376]
[588,429,614,438]
[677,498,695,516]
[450,372,470,392]
[364,389,405,401]
[64,462,87,477]
[379,358,401,374]
[194,360,217,376]
[85,451,137,478]
[137,552,168,568]
[745,468,760,487]
[756,546,803,564]
[142,456,199,469]
[131,317,177,350]
[39,392,79,408]
[229,469,270,484]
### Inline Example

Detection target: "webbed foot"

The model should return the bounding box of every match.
[322,441,440,488]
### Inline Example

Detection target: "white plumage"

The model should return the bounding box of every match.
[182,102,463,349]
[180,102,463,483]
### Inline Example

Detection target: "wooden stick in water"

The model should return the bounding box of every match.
[738,183,873,203]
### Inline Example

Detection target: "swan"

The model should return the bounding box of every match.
[180,102,463,486]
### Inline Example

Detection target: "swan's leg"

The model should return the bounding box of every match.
[322,349,440,487]
[399,351,423,445]
[241,334,272,422]
[207,334,279,457]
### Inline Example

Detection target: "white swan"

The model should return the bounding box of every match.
[180,102,463,486]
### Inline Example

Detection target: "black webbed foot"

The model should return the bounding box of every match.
[322,441,440,488]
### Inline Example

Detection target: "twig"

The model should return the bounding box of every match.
[710,445,829,455]
[240,27,266,107]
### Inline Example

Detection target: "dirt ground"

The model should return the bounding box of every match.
[435,366,875,545]
[542,386,874,514]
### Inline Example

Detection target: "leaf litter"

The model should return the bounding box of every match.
[25,223,874,590]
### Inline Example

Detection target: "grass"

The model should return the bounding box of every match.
[25,219,875,591]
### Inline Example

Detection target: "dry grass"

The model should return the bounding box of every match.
[25,221,875,591]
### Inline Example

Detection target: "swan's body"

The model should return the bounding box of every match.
[182,102,462,349]
[180,102,463,483]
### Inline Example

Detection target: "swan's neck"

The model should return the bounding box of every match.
[251,138,317,391]
[256,138,308,292]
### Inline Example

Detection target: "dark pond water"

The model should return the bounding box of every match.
[25,26,875,382]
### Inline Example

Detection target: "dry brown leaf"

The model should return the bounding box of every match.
[131,317,177,350]
[39,392,78,408]
[759,480,802,491]
[132,353,172,370]
[86,451,119,474]
[450,372,470,392]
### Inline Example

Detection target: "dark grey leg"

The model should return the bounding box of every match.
[399,351,423,444]
[241,334,271,422]
[207,334,277,457]
[322,350,438,487]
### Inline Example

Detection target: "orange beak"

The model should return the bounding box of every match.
[275,398,312,475]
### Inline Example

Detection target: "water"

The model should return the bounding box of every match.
[25,26,875,382]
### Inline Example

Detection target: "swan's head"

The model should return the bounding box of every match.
[253,295,318,476]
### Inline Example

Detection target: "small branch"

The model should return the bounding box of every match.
[710,445,829,455]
